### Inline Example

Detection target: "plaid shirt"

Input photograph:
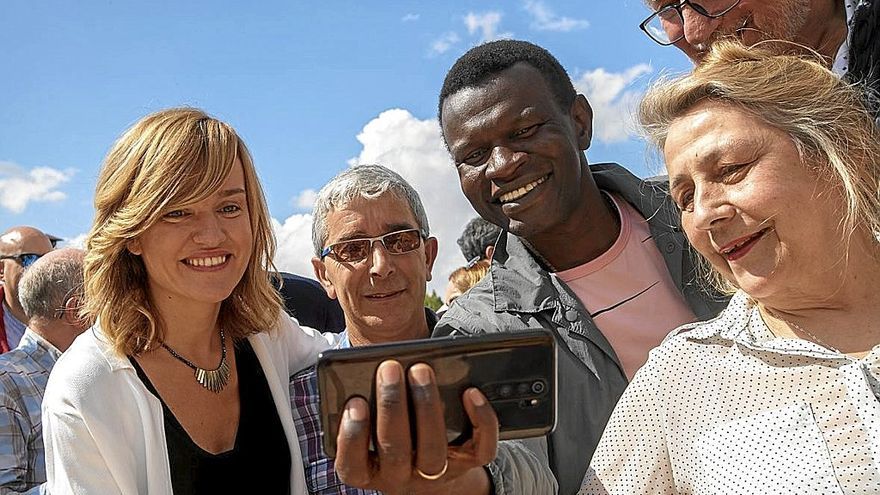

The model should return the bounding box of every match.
[290,331,381,495]
[0,330,58,495]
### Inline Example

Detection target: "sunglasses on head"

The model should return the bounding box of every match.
[321,228,424,263]
[0,253,42,269]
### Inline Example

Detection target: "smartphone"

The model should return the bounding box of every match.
[317,329,557,458]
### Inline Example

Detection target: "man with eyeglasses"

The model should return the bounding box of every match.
[0,248,89,493]
[641,0,878,93]
[0,227,53,353]
[288,164,506,495]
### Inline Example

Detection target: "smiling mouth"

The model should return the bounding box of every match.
[365,289,405,300]
[720,227,772,260]
[498,175,549,203]
[184,255,229,268]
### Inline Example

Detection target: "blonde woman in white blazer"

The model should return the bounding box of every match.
[42,108,336,494]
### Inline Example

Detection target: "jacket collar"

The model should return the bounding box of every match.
[488,163,685,314]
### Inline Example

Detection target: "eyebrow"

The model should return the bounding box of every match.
[219,188,246,198]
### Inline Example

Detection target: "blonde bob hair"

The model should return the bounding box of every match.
[640,40,880,294]
[448,260,490,295]
[84,107,282,356]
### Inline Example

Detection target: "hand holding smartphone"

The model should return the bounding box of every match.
[317,329,557,458]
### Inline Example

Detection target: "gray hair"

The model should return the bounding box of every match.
[19,249,85,321]
[457,217,502,261]
[312,164,430,256]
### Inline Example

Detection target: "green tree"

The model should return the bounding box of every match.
[424,290,442,311]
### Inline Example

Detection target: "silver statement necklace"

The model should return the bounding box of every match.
[161,328,231,393]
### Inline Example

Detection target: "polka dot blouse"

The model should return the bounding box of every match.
[832,0,856,76]
[581,291,880,494]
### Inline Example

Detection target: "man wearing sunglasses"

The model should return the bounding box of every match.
[0,226,53,354]
[641,0,879,99]
[289,165,508,495]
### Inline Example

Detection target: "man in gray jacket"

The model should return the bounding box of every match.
[435,40,728,494]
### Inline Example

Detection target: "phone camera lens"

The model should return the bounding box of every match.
[531,380,546,394]
[499,384,513,398]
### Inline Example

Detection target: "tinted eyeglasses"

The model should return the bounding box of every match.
[0,253,42,269]
[321,229,424,263]
[640,0,741,46]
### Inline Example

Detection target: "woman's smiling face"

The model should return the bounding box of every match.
[128,159,253,310]
[664,101,847,303]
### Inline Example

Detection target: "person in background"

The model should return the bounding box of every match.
[434,39,728,494]
[276,272,345,333]
[639,0,880,114]
[291,164,440,494]
[443,260,490,308]
[41,108,336,494]
[457,217,501,264]
[0,227,53,353]
[584,40,880,494]
[0,248,88,494]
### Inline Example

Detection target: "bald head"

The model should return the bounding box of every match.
[18,248,87,351]
[0,226,53,321]
[0,226,53,255]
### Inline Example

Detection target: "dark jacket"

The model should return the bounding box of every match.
[275,272,346,333]
[847,0,880,118]
[435,163,729,495]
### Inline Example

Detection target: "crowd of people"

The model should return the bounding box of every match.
[1,1,879,493]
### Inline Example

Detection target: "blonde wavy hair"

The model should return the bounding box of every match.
[640,40,880,294]
[84,108,282,356]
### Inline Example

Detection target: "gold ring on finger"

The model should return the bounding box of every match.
[415,459,449,480]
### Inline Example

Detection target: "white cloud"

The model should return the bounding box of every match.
[464,11,513,42]
[61,233,88,249]
[523,0,589,32]
[401,13,420,22]
[293,188,318,210]
[272,109,477,293]
[572,64,653,144]
[0,161,74,213]
[430,31,460,55]
[272,214,317,279]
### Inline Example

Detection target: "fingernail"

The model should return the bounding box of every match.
[379,361,401,385]
[346,399,367,422]
[467,387,486,406]
[410,364,432,386]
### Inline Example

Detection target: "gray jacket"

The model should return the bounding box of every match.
[435,163,729,495]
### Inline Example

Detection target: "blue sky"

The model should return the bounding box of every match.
[1,0,692,291]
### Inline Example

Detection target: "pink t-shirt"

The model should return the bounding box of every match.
[556,194,696,380]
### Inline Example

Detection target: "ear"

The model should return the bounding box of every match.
[127,239,143,256]
[571,94,593,151]
[311,257,338,300]
[485,245,495,260]
[423,237,439,282]
[61,296,82,327]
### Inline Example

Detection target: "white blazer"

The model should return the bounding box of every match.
[42,313,337,494]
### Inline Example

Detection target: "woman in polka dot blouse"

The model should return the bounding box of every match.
[582,40,880,495]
